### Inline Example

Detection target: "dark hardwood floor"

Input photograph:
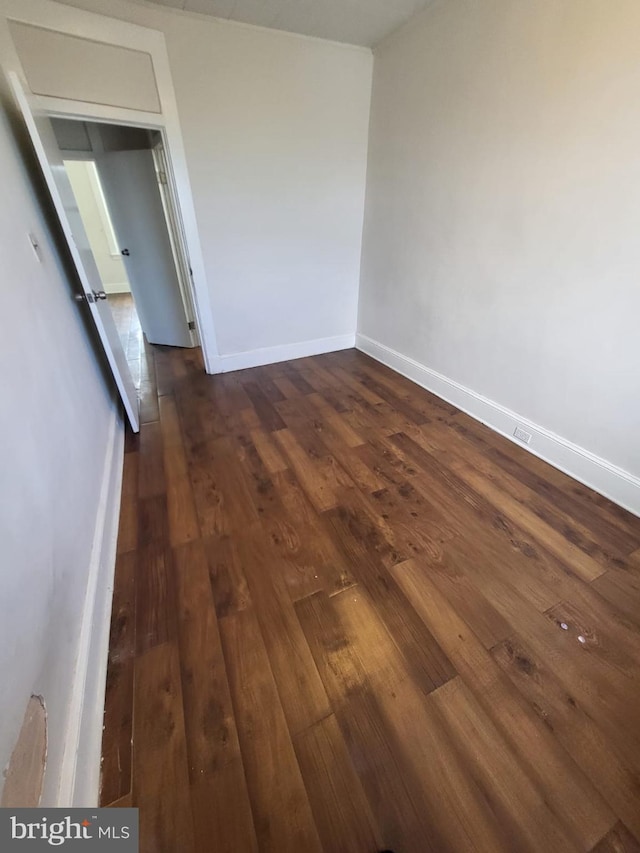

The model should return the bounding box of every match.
[101,337,640,853]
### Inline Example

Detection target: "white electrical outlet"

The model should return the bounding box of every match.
[513,426,532,444]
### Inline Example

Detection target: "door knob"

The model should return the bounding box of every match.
[74,291,106,303]
[121,248,130,256]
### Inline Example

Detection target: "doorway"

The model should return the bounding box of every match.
[52,117,197,389]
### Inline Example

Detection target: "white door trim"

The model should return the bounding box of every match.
[2,0,220,372]
[152,136,199,347]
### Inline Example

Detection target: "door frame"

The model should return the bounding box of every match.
[151,136,199,347]
[2,0,220,372]
[61,126,199,348]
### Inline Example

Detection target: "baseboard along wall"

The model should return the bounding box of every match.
[356,333,640,518]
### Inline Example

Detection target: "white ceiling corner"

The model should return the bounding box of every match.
[125,0,434,47]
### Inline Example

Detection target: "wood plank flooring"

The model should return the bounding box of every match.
[101,338,640,853]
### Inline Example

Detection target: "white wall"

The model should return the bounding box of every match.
[0,55,118,803]
[358,0,640,508]
[64,159,130,294]
[57,0,373,363]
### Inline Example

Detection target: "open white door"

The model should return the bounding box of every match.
[96,149,193,348]
[10,74,139,432]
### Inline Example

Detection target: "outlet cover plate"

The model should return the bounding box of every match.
[513,426,532,444]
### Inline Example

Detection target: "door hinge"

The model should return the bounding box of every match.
[157,170,168,185]
[188,320,196,330]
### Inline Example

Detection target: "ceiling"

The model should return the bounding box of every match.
[137,0,434,47]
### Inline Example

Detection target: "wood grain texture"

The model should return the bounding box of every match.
[189,760,259,853]
[132,643,195,853]
[233,529,332,734]
[391,558,615,849]
[431,677,580,852]
[293,714,382,853]
[394,563,613,848]
[138,421,164,499]
[295,590,448,852]
[492,634,640,841]
[219,608,322,853]
[116,450,138,554]
[591,823,640,853]
[102,338,640,852]
[159,394,200,546]
[135,543,175,654]
[329,587,524,853]
[173,541,241,777]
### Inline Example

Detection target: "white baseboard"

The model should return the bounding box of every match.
[356,333,640,518]
[57,405,125,806]
[211,333,356,374]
